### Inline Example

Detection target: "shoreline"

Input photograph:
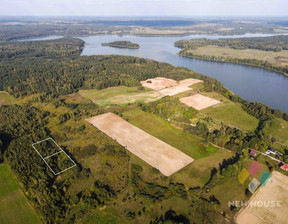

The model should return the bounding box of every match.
[177,52,288,77]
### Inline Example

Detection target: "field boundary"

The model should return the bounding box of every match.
[32,137,77,175]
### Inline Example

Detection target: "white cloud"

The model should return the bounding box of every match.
[0,0,286,16]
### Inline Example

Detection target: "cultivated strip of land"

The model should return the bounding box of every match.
[86,112,194,176]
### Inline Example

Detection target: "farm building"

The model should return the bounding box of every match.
[268,148,278,155]
[249,150,257,158]
[280,164,288,171]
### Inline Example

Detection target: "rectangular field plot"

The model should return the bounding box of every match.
[32,138,76,175]
[180,94,220,110]
[86,113,194,176]
[235,171,288,224]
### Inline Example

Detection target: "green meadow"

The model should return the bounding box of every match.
[79,86,163,107]
[0,91,17,105]
[200,92,259,132]
[0,165,40,224]
[122,108,218,160]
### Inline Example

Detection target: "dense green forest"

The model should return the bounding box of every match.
[101,41,140,49]
[0,38,85,59]
[175,36,288,52]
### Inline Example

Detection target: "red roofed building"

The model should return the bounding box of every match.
[249,150,257,158]
[280,164,288,171]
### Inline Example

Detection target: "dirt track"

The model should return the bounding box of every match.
[235,171,288,224]
[86,113,194,176]
[180,94,220,110]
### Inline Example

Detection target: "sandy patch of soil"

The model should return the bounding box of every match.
[140,77,178,91]
[235,171,288,224]
[86,113,194,176]
[180,94,220,110]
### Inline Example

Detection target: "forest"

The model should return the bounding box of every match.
[0,37,85,59]
[175,36,288,52]
[101,41,140,49]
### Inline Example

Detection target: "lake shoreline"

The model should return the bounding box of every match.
[177,52,288,77]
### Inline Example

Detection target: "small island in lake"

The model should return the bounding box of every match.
[101,41,140,49]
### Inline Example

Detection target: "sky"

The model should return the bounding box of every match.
[0,0,287,17]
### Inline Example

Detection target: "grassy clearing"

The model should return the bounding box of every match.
[122,108,218,160]
[206,157,273,212]
[0,165,40,224]
[173,149,232,188]
[200,92,259,132]
[267,118,288,145]
[206,176,247,210]
[82,207,126,224]
[79,86,163,107]
[0,91,17,105]
[186,45,288,67]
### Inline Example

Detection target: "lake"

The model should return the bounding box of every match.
[19,33,288,112]
[79,34,288,112]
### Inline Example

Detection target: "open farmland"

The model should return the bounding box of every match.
[158,78,203,96]
[159,85,192,96]
[140,77,178,91]
[0,165,40,224]
[180,94,220,110]
[200,92,259,132]
[79,86,163,107]
[267,118,288,145]
[184,45,288,67]
[86,112,194,176]
[122,108,219,159]
[235,171,288,224]
[141,77,203,96]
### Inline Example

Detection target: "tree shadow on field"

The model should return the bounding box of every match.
[164,209,190,224]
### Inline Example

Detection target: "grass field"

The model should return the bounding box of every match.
[0,91,17,105]
[122,109,218,160]
[267,118,288,145]
[86,113,194,176]
[173,149,232,187]
[0,165,40,224]
[79,86,163,107]
[200,92,259,132]
[185,45,288,67]
[206,176,247,210]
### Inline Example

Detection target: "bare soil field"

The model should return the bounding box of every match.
[180,94,220,110]
[159,78,203,96]
[186,45,288,67]
[179,78,203,86]
[86,113,194,176]
[141,77,203,96]
[140,77,178,91]
[159,85,192,96]
[235,171,288,224]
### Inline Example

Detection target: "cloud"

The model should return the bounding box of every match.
[0,0,286,16]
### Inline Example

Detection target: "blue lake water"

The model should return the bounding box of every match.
[19,33,288,112]
[79,34,288,112]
